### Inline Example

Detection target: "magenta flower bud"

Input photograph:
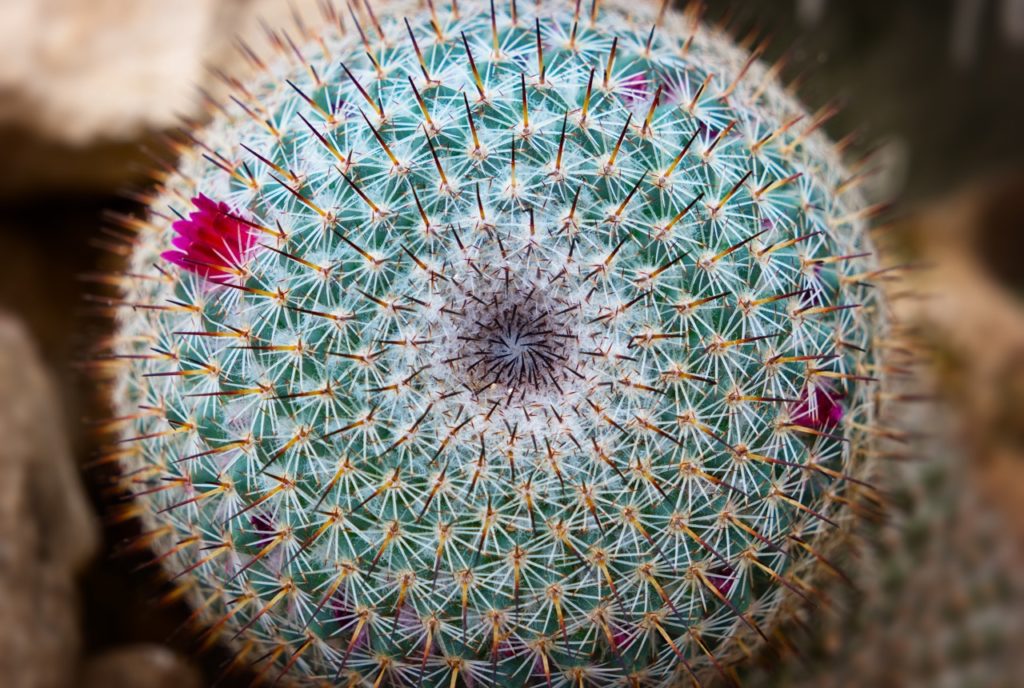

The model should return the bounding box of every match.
[161,194,255,282]
[790,383,845,429]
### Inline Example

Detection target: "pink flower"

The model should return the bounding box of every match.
[789,383,844,429]
[249,513,276,536]
[618,71,649,105]
[161,194,255,282]
[707,565,735,598]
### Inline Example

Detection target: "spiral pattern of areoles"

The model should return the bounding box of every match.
[109,1,888,685]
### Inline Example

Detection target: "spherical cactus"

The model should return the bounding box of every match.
[104,0,892,685]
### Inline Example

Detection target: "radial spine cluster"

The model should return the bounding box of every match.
[106,0,890,685]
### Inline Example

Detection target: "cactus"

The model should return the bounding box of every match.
[103,0,891,685]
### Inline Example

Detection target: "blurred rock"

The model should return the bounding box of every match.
[0,0,208,196]
[896,176,1024,537]
[0,313,99,688]
[0,0,207,144]
[0,0,319,197]
[81,645,203,688]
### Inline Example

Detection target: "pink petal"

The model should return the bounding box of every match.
[789,383,845,430]
[162,195,257,282]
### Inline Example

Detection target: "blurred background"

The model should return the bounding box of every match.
[0,0,1021,686]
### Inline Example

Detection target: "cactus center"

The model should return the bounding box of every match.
[445,274,582,405]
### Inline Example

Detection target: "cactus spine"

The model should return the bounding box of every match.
[105,0,890,685]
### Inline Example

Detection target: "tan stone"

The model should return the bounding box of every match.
[0,313,99,688]
[81,645,203,688]
[0,0,323,195]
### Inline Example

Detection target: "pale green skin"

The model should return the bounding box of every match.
[113,1,884,685]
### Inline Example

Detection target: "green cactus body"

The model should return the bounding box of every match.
[110,0,886,685]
